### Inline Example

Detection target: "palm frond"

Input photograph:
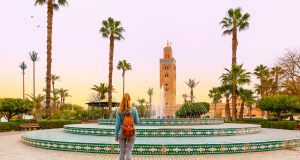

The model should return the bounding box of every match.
[35,0,47,6]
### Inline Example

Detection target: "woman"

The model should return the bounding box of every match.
[115,93,139,160]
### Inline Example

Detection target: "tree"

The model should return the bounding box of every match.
[137,98,146,106]
[220,64,251,121]
[0,98,34,120]
[259,95,300,120]
[91,83,109,100]
[117,60,132,96]
[27,94,45,120]
[51,74,60,93]
[270,66,284,95]
[51,88,60,111]
[208,87,222,118]
[238,88,255,119]
[219,84,232,121]
[182,93,188,103]
[253,65,272,98]
[100,17,125,113]
[185,79,200,102]
[19,61,27,99]
[147,87,153,117]
[220,7,250,65]
[176,102,210,118]
[35,0,68,119]
[29,51,39,97]
[58,88,70,105]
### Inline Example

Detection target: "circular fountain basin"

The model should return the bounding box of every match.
[22,128,300,155]
[64,123,261,137]
[98,118,224,126]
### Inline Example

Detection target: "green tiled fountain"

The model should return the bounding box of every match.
[22,118,300,155]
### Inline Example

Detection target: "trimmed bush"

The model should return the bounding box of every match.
[0,122,21,132]
[38,120,82,129]
[260,121,297,130]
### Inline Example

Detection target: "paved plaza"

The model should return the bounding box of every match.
[1,131,300,160]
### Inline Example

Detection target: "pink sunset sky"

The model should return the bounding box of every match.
[1,0,300,107]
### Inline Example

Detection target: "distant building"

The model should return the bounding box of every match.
[207,99,263,118]
[160,42,178,117]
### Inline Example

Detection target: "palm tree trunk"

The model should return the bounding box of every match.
[239,101,245,119]
[190,88,193,102]
[22,72,25,99]
[122,71,125,96]
[108,34,114,113]
[149,95,152,118]
[45,0,53,119]
[232,86,237,121]
[225,96,231,121]
[214,103,217,118]
[232,26,238,65]
[33,62,35,97]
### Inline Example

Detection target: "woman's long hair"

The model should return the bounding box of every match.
[120,93,132,115]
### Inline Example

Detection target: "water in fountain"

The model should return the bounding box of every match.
[154,86,165,119]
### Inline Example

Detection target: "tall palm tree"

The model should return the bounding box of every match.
[27,94,45,120]
[51,74,60,93]
[182,93,188,103]
[147,87,153,115]
[208,87,222,118]
[100,17,125,112]
[185,79,200,102]
[220,7,250,65]
[220,64,251,121]
[91,83,109,100]
[29,51,39,97]
[219,84,232,121]
[117,60,132,95]
[19,61,28,99]
[238,88,254,119]
[35,0,68,119]
[270,66,284,95]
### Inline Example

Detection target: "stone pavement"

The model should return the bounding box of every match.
[1,131,300,160]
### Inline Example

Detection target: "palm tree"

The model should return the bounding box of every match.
[185,79,200,102]
[51,88,60,111]
[238,88,254,119]
[91,83,109,100]
[100,17,125,112]
[220,7,250,65]
[182,93,188,103]
[29,51,39,97]
[137,98,146,106]
[58,88,70,105]
[19,61,28,99]
[35,0,68,119]
[219,84,232,121]
[147,87,153,116]
[117,60,132,95]
[270,66,284,95]
[253,65,271,98]
[27,94,45,120]
[208,87,222,118]
[220,64,251,121]
[51,74,60,93]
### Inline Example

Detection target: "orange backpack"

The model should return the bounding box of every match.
[122,111,135,139]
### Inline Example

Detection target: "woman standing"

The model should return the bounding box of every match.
[115,93,139,160]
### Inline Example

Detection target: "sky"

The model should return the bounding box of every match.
[1,0,300,107]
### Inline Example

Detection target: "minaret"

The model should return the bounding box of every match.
[160,41,176,117]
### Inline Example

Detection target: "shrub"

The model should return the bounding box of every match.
[0,122,21,132]
[0,98,34,120]
[176,102,210,118]
[260,121,297,130]
[38,120,81,129]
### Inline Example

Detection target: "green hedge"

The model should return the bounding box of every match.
[260,121,297,130]
[0,119,82,132]
[0,122,21,132]
[38,120,82,129]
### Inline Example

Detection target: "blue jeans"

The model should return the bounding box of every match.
[118,135,136,160]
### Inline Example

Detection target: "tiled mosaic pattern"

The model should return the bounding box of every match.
[22,137,300,155]
[98,118,224,126]
[64,126,261,137]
